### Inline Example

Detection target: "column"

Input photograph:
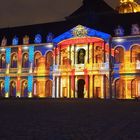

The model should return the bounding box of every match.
[60,77,63,98]
[87,44,90,64]
[85,44,88,65]
[52,76,56,98]
[54,48,56,65]
[29,46,34,73]
[18,46,22,73]
[28,75,33,98]
[75,76,78,98]
[6,48,11,74]
[89,43,93,64]
[16,77,21,97]
[56,76,59,98]
[67,76,70,98]
[89,75,93,98]
[5,76,10,98]
[59,46,61,65]
[71,45,74,66]
[103,75,106,99]
[103,42,106,63]
[100,75,104,99]
[69,76,71,98]
[92,43,95,63]
[71,75,75,98]
[74,45,76,65]
[84,75,89,98]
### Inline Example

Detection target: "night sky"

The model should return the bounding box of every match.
[0,0,119,28]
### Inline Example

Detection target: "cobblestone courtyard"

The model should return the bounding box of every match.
[0,99,140,140]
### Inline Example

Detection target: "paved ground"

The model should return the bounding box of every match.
[0,99,140,140]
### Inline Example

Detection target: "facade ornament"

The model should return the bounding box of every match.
[72,25,88,37]
[114,25,124,36]
[23,35,30,45]
[12,36,19,46]
[34,34,42,44]
[46,33,53,43]
[1,36,7,47]
[131,24,140,35]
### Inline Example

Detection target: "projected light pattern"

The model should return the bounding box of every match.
[0,25,140,99]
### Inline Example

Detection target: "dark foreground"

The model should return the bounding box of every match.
[0,99,140,140]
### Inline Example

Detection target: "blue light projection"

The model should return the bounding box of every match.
[29,46,34,63]
[12,36,19,45]
[53,25,111,44]
[28,76,33,92]
[6,48,11,64]
[5,76,10,93]
[46,33,53,43]
[34,34,42,44]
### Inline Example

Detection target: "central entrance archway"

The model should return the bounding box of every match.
[77,79,85,98]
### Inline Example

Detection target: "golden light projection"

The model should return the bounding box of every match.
[117,0,140,13]
[0,25,140,99]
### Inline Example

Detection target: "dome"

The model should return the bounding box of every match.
[117,0,140,14]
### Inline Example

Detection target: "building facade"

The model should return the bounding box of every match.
[0,24,140,99]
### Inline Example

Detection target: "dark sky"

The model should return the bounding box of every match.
[0,0,119,28]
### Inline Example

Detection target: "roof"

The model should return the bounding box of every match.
[53,25,111,44]
[0,0,139,45]
[66,0,117,20]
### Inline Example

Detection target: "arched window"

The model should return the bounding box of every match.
[46,51,53,67]
[77,49,86,64]
[22,53,29,68]
[0,54,6,68]
[131,45,140,62]
[34,52,42,67]
[95,46,103,63]
[11,53,18,68]
[114,47,124,63]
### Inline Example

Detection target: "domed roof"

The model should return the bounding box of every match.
[117,0,140,14]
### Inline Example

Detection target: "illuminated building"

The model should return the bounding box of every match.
[0,0,140,99]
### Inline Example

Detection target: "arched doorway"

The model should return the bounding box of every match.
[22,53,29,68]
[115,79,125,99]
[77,79,85,98]
[0,54,6,68]
[114,46,124,63]
[115,79,120,99]
[11,53,18,68]
[21,80,28,97]
[10,81,16,97]
[77,49,86,64]
[0,81,5,97]
[45,80,52,97]
[45,51,53,67]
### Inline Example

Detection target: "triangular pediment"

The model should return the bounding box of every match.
[53,25,111,44]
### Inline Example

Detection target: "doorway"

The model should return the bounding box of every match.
[77,79,85,98]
